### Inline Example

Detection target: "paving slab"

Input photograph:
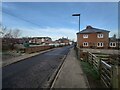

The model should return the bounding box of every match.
[53,48,89,88]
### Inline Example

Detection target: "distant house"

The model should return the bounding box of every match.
[76,26,110,49]
[109,35,120,49]
[28,37,52,45]
[57,37,70,45]
[50,37,70,47]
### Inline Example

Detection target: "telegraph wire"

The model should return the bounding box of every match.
[2,10,42,28]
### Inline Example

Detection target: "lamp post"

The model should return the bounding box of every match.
[72,14,80,32]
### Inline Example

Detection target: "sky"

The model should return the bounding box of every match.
[2,2,118,41]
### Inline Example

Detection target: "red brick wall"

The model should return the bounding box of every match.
[25,46,51,53]
[77,32,109,49]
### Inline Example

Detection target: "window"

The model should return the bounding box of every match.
[83,34,88,38]
[83,42,88,46]
[97,34,103,38]
[97,42,104,47]
[41,38,45,42]
[109,42,116,47]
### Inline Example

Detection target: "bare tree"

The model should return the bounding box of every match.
[0,23,7,37]
[2,28,22,39]
[0,23,21,38]
[3,29,13,38]
[1,23,23,51]
[12,29,21,38]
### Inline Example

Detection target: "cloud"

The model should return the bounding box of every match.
[19,27,119,41]
[19,27,78,41]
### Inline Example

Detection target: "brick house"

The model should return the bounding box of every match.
[28,37,52,45]
[57,37,70,45]
[77,26,110,49]
[109,35,120,49]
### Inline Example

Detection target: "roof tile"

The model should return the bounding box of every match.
[77,26,110,34]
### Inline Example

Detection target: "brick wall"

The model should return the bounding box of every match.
[25,46,51,53]
[77,32,109,49]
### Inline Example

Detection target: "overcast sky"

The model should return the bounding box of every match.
[2,2,118,41]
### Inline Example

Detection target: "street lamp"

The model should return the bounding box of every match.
[72,14,80,32]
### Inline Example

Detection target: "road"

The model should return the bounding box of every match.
[2,46,72,88]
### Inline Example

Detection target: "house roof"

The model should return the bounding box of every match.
[59,38,69,41]
[77,26,110,34]
[29,37,52,39]
[109,37,120,42]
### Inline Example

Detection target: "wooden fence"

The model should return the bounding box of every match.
[88,52,100,72]
[100,60,112,88]
[80,50,119,89]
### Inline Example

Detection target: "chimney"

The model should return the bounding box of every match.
[86,25,93,29]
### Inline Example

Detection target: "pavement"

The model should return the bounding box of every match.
[52,48,89,88]
[2,48,54,67]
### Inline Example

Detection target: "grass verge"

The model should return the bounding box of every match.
[80,61,100,80]
[80,61,104,88]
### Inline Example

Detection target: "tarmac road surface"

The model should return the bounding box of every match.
[2,46,72,88]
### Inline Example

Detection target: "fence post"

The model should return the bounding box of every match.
[85,52,88,62]
[88,52,90,64]
[112,65,118,89]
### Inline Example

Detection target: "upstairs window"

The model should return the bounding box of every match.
[97,42,104,47]
[83,42,88,46]
[83,34,88,38]
[97,34,103,38]
[109,42,116,47]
